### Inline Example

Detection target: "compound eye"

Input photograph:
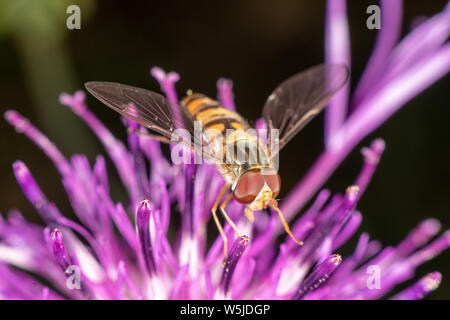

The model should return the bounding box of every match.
[262,168,281,197]
[233,170,265,204]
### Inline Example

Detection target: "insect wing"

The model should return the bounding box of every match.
[262,64,349,155]
[85,81,190,137]
[85,81,222,162]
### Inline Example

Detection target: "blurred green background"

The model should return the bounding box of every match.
[0,0,449,299]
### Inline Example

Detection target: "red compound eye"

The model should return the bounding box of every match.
[262,168,281,197]
[233,170,265,204]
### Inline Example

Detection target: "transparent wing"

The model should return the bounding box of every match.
[85,81,192,137]
[262,64,349,155]
[85,81,219,161]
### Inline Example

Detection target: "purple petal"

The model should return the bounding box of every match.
[396,218,441,256]
[219,235,250,294]
[136,199,156,275]
[5,111,71,176]
[352,0,403,107]
[49,228,72,270]
[150,66,183,128]
[60,91,139,204]
[391,271,442,300]
[294,254,342,299]
[335,43,450,153]
[324,0,351,145]
[217,78,236,111]
[354,139,385,197]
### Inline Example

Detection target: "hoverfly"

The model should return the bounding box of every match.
[85,64,349,260]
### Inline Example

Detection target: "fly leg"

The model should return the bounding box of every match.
[127,127,172,144]
[220,193,241,238]
[212,184,231,261]
[269,199,304,246]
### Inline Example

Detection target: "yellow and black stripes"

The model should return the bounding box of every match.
[180,93,249,135]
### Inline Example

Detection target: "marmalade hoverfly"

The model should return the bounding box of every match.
[85,64,349,260]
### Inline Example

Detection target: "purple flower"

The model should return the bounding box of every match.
[1,1,450,300]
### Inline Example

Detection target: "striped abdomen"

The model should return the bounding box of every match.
[180,93,250,135]
[180,93,271,184]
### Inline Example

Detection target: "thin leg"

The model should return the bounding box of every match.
[220,193,241,237]
[269,200,304,246]
[127,127,172,144]
[212,184,231,260]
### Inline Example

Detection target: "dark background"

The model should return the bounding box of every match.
[0,0,449,299]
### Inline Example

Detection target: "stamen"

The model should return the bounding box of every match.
[391,271,442,300]
[49,228,72,270]
[220,235,250,293]
[13,161,48,210]
[136,199,156,275]
[344,185,359,208]
[354,139,386,198]
[361,139,386,165]
[294,254,342,299]
[12,161,61,223]
[332,232,369,280]
[334,185,360,222]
